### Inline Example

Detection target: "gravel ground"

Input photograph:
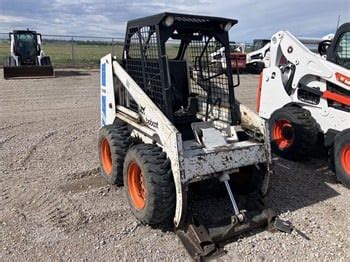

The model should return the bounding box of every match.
[1,69,349,261]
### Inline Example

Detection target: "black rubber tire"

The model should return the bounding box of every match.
[246,62,264,74]
[334,129,350,188]
[269,106,318,160]
[3,56,16,67]
[123,144,175,225]
[98,123,130,186]
[3,57,9,67]
[41,56,52,66]
[3,57,17,79]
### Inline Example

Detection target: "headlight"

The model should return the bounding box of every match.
[163,16,175,27]
[222,22,232,32]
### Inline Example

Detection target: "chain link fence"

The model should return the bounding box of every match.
[0,33,124,68]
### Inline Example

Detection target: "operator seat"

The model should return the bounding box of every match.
[168,60,200,139]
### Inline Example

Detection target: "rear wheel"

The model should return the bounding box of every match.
[3,56,16,66]
[3,57,17,79]
[334,129,350,188]
[41,56,52,66]
[246,62,264,74]
[123,144,175,225]
[3,57,9,67]
[269,106,318,160]
[98,123,130,185]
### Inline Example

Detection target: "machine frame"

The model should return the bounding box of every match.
[99,13,284,259]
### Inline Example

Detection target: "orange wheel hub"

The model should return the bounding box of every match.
[341,145,350,175]
[273,120,294,149]
[127,162,146,210]
[101,138,113,175]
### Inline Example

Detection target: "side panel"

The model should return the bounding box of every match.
[112,59,186,226]
[36,34,43,64]
[258,68,293,119]
[100,54,116,127]
[10,34,18,65]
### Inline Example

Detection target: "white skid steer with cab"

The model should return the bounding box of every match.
[98,13,288,260]
[3,29,54,79]
[257,23,350,187]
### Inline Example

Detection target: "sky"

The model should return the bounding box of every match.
[0,0,349,42]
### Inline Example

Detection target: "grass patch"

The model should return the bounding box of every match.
[0,41,181,68]
[0,42,123,68]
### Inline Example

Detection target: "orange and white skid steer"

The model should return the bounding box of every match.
[257,23,350,187]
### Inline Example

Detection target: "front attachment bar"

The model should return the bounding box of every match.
[176,208,292,260]
[175,218,226,260]
[3,65,54,79]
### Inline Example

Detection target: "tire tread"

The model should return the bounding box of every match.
[123,144,175,224]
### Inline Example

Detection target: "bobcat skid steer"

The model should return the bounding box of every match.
[98,13,287,259]
[257,23,350,187]
[246,39,271,74]
[3,29,54,79]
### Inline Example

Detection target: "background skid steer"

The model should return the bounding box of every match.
[98,13,282,259]
[3,29,54,79]
[257,23,350,188]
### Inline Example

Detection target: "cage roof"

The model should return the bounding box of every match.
[127,12,238,29]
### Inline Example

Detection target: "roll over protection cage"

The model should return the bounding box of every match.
[121,12,241,125]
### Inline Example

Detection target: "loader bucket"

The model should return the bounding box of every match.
[3,65,54,79]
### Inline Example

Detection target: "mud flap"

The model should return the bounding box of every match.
[176,209,278,261]
[3,65,54,79]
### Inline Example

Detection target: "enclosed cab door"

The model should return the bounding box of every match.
[14,32,39,65]
[327,23,350,69]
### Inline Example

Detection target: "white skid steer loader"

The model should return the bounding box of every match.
[245,35,334,74]
[3,29,54,79]
[257,23,350,187]
[246,39,271,74]
[98,13,289,259]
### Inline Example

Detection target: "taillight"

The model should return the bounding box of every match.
[335,72,350,86]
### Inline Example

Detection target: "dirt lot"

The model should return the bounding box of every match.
[1,69,349,261]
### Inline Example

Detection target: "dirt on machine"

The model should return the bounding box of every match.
[3,29,54,79]
[97,13,290,260]
[257,22,350,188]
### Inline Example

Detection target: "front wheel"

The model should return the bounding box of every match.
[269,106,318,160]
[123,144,176,225]
[334,129,350,188]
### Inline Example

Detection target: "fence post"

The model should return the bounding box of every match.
[71,36,75,67]
[112,38,115,56]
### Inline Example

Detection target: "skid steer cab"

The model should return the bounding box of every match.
[98,13,284,259]
[3,29,54,79]
[246,39,271,74]
[257,23,350,188]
